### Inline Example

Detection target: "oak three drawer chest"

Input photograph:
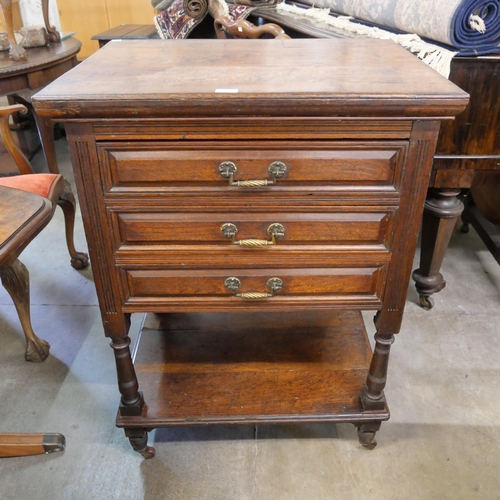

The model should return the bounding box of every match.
[33,39,468,458]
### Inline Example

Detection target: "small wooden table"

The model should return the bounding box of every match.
[0,38,81,174]
[34,38,467,458]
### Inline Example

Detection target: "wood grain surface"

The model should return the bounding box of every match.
[116,310,389,426]
[33,39,468,119]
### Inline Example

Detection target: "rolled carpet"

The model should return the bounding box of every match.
[297,0,500,55]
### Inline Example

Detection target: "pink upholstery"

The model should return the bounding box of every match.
[0,173,61,200]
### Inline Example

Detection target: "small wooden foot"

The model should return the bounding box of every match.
[356,422,381,450]
[125,428,155,459]
[57,180,89,270]
[0,260,50,362]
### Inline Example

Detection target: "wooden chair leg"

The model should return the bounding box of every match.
[0,259,50,362]
[0,433,65,457]
[57,180,89,270]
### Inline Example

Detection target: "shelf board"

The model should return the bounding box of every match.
[117,310,389,428]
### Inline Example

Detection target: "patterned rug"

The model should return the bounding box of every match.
[155,0,256,39]
[297,0,500,55]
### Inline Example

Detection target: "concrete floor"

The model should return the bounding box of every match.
[1,139,500,500]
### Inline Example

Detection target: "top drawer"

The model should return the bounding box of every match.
[98,141,407,193]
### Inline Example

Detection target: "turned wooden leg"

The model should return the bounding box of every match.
[412,188,464,310]
[0,0,27,61]
[0,260,50,362]
[32,111,60,174]
[360,332,394,413]
[358,330,394,448]
[57,180,89,270]
[110,336,144,416]
[125,428,155,459]
[356,421,381,450]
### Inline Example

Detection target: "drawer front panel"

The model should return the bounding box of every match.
[125,267,386,302]
[116,212,392,248]
[99,142,407,191]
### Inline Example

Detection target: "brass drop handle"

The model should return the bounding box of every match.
[218,161,287,187]
[221,222,285,247]
[224,277,283,299]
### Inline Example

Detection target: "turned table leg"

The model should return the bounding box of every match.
[359,331,394,449]
[0,259,50,362]
[110,336,143,413]
[412,188,464,310]
[110,335,156,457]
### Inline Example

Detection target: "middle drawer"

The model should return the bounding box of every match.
[114,211,393,250]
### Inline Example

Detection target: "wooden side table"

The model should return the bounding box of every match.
[0,38,81,174]
[34,38,467,458]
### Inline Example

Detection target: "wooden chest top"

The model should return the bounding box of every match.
[33,38,468,119]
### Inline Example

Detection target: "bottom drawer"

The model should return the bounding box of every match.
[122,267,387,312]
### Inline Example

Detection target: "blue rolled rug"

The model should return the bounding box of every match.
[297,0,500,55]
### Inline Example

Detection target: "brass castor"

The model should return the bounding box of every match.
[140,446,156,459]
[419,294,434,310]
[128,433,155,459]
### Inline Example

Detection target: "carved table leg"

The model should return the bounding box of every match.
[57,180,89,270]
[412,188,464,310]
[0,260,50,362]
[125,428,155,459]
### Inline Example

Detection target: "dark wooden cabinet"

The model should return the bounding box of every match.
[33,38,467,458]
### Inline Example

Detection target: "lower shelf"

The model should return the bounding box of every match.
[116,310,389,429]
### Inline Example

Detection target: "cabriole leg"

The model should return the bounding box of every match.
[57,180,89,270]
[0,260,50,362]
